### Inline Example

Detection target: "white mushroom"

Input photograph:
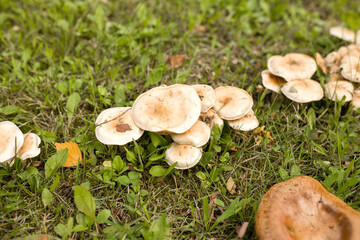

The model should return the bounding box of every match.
[340,56,360,82]
[192,84,216,113]
[171,120,211,147]
[350,88,360,110]
[329,26,360,44]
[324,80,354,102]
[165,143,202,169]
[95,107,144,145]
[228,109,259,131]
[280,79,324,103]
[17,133,41,160]
[261,70,286,93]
[0,121,24,163]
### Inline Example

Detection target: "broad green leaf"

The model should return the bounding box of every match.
[117,175,131,185]
[174,68,192,84]
[144,65,167,87]
[0,105,20,115]
[278,167,289,180]
[149,166,166,177]
[73,224,88,232]
[45,149,68,179]
[73,186,96,220]
[113,156,125,172]
[54,223,68,237]
[96,209,111,223]
[323,173,338,189]
[41,188,54,208]
[210,198,246,230]
[141,214,170,240]
[66,92,81,117]
[196,172,207,180]
[290,165,301,177]
[148,132,168,148]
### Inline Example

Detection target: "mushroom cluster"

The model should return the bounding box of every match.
[261,53,324,103]
[329,26,360,45]
[256,176,360,240]
[95,84,258,169]
[0,121,41,165]
[316,44,360,109]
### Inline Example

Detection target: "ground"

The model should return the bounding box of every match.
[0,0,359,239]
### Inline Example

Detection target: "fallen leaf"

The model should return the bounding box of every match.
[193,25,206,33]
[116,123,132,132]
[53,142,82,167]
[34,235,50,240]
[254,126,274,146]
[226,176,236,195]
[167,54,187,68]
[236,222,249,238]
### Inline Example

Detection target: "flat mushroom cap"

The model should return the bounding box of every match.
[199,109,224,129]
[132,84,201,134]
[324,80,354,102]
[213,86,253,120]
[165,143,202,169]
[329,26,356,43]
[192,84,216,113]
[281,79,324,103]
[267,53,317,81]
[17,133,41,160]
[171,120,211,147]
[0,121,24,163]
[95,107,144,145]
[261,70,286,93]
[340,56,360,82]
[256,176,360,240]
[228,109,259,131]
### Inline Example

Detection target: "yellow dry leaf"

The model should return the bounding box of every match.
[167,54,187,68]
[53,142,82,167]
[254,126,274,146]
[226,176,236,195]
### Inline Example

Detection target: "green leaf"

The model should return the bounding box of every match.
[148,132,168,148]
[54,223,68,237]
[174,68,192,84]
[210,198,246,230]
[96,209,111,223]
[0,105,21,115]
[141,214,170,240]
[73,186,96,220]
[290,165,301,177]
[72,224,88,232]
[278,167,289,180]
[41,188,54,208]
[196,171,207,180]
[45,149,68,179]
[94,5,105,31]
[144,65,167,87]
[149,166,166,177]
[214,199,225,207]
[117,175,131,185]
[323,173,338,189]
[66,92,81,118]
[113,156,125,172]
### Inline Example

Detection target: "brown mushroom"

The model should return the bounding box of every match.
[256,176,360,240]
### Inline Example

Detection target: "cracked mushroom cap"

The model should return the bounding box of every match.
[213,86,253,120]
[95,107,144,145]
[324,80,354,102]
[132,84,201,134]
[281,79,324,103]
[199,109,224,129]
[256,176,360,240]
[171,120,211,147]
[340,56,360,82]
[17,133,41,161]
[267,53,317,81]
[0,121,24,163]
[192,84,216,113]
[228,109,259,131]
[330,26,357,43]
[165,143,202,169]
[261,70,286,93]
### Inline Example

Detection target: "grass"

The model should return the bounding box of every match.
[1,0,360,239]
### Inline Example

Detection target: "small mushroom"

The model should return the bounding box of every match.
[267,53,317,81]
[261,70,286,93]
[350,88,360,110]
[315,52,328,74]
[340,56,360,82]
[213,86,253,120]
[192,84,216,113]
[280,79,324,103]
[132,84,201,134]
[16,133,41,160]
[95,107,144,145]
[199,109,224,129]
[256,176,360,240]
[329,26,360,44]
[0,121,24,163]
[228,109,259,131]
[324,80,354,102]
[165,143,202,169]
[170,120,211,147]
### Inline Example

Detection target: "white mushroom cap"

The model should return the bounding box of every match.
[192,84,216,113]
[261,70,286,93]
[325,51,341,74]
[165,143,202,169]
[17,133,41,160]
[95,107,144,145]
[324,80,354,102]
[132,84,201,134]
[228,109,259,131]
[280,79,324,103]
[267,53,317,81]
[340,56,360,82]
[337,44,360,59]
[351,88,360,110]
[199,109,224,129]
[213,86,253,120]
[0,121,24,163]
[171,120,211,147]
[329,26,356,43]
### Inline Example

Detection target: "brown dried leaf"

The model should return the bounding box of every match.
[193,25,206,33]
[167,54,187,68]
[226,176,236,195]
[53,142,82,167]
[236,222,249,238]
[34,235,50,240]
[116,123,132,132]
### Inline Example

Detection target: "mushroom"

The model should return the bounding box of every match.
[350,88,360,110]
[16,133,41,160]
[324,80,354,102]
[261,70,286,93]
[325,51,341,74]
[315,52,328,74]
[228,109,259,131]
[280,79,324,103]
[256,176,360,240]
[165,143,202,169]
[132,84,201,134]
[329,26,360,44]
[95,107,144,145]
[340,56,360,82]
[199,109,224,129]
[213,86,253,120]
[170,120,211,147]
[267,53,317,81]
[192,84,216,113]
[0,121,24,163]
